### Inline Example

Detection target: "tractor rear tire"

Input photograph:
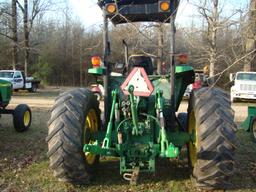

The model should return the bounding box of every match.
[13,104,32,132]
[46,88,101,184]
[188,87,237,190]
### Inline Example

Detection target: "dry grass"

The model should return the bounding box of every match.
[0,93,256,191]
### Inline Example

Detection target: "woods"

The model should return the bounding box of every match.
[0,0,255,86]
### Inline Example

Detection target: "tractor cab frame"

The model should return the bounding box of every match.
[99,0,187,126]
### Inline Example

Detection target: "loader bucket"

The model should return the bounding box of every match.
[241,106,256,131]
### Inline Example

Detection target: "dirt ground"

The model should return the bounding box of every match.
[9,86,254,122]
[0,87,256,192]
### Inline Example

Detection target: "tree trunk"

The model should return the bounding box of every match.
[79,34,83,87]
[12,0,18,70]
[244,0,256,71]
[209,0,218,83]
[157,24,163,75]
[24,0,29,76]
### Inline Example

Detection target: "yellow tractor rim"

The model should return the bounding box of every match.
[188,110,198,167]
[23,111,31,127]
[83,109,98,165]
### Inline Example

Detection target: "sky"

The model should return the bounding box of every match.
[69,0,249,28]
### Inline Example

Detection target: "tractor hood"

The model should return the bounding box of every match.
[0,79,12,87]
[0,79,12,106]
[0,77,13,83]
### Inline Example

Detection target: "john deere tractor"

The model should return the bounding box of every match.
[46,0,237,190]
[0,79,32,132]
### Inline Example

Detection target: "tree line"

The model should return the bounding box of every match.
[0,0,255,87]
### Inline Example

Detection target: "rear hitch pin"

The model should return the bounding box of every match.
[123,167,140,185]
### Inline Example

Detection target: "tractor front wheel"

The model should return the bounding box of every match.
[188,87,237,190]
[46,88,101,184]
[13,104,32,132]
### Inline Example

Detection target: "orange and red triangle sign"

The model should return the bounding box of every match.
[121,67,154,97]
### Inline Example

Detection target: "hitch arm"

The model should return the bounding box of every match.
[128,85,139,135]
[156,90,179,157]
[102,89,117,148]
[156,90,169,156]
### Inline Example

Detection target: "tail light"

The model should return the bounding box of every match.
[159,1,170,12]
[91,56,101,68]
[106,3,117,14]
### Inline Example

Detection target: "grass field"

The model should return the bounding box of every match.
[0,93,256,191]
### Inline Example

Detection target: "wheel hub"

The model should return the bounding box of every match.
[188,110,198,167]
[83,109,98,165]
[23,111,31,127]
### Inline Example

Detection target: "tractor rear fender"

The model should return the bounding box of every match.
[241,106,256,131]
[174,65,195,111]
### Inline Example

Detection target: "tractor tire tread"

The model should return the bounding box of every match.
[189,87,236,190]
[47,88,100,184]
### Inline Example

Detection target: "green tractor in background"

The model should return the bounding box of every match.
[46,0,237,190]
[241,106,256,142]
[0,79,32,132]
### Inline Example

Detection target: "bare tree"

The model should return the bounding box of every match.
[244,0,256,71]
[23,0,29,75]
[189,0,246,85]
[12,0,18,69]
[17,0,52,76]
[157,23,164,75]
[0,1,18,69]
[196,0,219,82]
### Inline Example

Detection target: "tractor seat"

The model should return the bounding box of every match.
[128,55,154,75]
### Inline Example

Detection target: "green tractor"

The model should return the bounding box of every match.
[241,106,256,142]
[0,79,32,132]
[46,0,237,190]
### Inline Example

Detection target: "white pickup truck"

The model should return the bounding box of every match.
[0,70,40,92]
[230,71,256,102]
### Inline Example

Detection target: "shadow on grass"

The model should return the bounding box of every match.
[90,157,191,187]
